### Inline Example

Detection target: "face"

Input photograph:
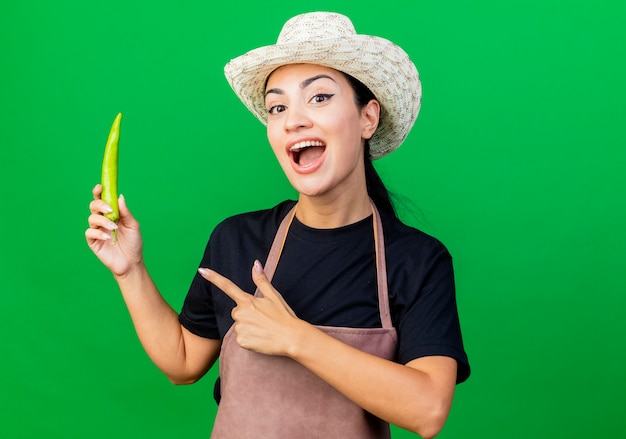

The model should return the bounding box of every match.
[264,64,379,200]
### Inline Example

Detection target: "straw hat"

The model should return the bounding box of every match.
[223,12,421,159]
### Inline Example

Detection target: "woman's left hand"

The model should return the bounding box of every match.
[198,261,302,357]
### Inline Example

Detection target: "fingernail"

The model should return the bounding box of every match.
[198,268,210,276]
[103,205,113,213]
[108,221,118,230]
[101,232,111,240]
[253,260,263,273]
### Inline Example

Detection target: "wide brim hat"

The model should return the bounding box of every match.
[224,12,421,160]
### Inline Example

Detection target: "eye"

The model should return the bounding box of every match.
[310,93,334,104]
[267,104,287,115]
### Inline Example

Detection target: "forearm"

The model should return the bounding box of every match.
[113,261,194,382]
[287,322,456,438]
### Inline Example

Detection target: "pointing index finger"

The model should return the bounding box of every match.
[198,268,249,304]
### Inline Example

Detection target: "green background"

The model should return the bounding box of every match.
[1,0,624,437]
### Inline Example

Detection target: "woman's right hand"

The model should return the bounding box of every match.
[85,184,144,277]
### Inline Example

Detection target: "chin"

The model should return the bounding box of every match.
[290,181,331,198]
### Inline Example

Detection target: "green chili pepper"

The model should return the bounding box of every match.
[101,112,122,242]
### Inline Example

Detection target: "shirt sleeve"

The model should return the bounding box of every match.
[178,242,221,340]
[394,242,471,384]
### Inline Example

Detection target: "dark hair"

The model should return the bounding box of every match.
[343,73,397,218]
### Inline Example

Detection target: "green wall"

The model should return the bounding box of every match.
[1,0,624,437]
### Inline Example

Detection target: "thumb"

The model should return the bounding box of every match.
[251,260,273,297]
[252,260,296,317]
[118,194,138,226]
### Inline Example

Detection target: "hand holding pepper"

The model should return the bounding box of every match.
[86,185,144,277]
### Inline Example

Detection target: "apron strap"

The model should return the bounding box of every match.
[257,200,393,329]
[257,204,297,289]
[371,202,393,329]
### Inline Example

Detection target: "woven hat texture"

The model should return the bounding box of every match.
[224,12,421,159]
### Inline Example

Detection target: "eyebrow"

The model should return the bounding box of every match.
[265,74,337,98]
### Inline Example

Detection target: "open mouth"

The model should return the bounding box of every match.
[290,140,326,168]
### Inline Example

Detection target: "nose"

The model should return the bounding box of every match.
[283,102,312,132]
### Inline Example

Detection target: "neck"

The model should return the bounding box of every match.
[295,189,371,229]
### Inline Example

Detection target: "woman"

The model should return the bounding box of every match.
[86,12,470,438]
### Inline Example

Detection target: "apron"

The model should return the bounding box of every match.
[211,201,398,439]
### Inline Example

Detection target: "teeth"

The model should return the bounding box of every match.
[290,140,324,151]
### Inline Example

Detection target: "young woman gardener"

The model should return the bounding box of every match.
[86,12,470,438]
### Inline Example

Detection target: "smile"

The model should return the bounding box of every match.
[289,140,326,169]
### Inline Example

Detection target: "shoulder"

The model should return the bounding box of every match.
[381,213,452,266]
[211,200,297,240]
[199,199,297,286]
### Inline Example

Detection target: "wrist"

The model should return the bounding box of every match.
[114,258,146,283]
[285,319,318,360]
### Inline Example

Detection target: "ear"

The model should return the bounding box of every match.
[361,99,380,140]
